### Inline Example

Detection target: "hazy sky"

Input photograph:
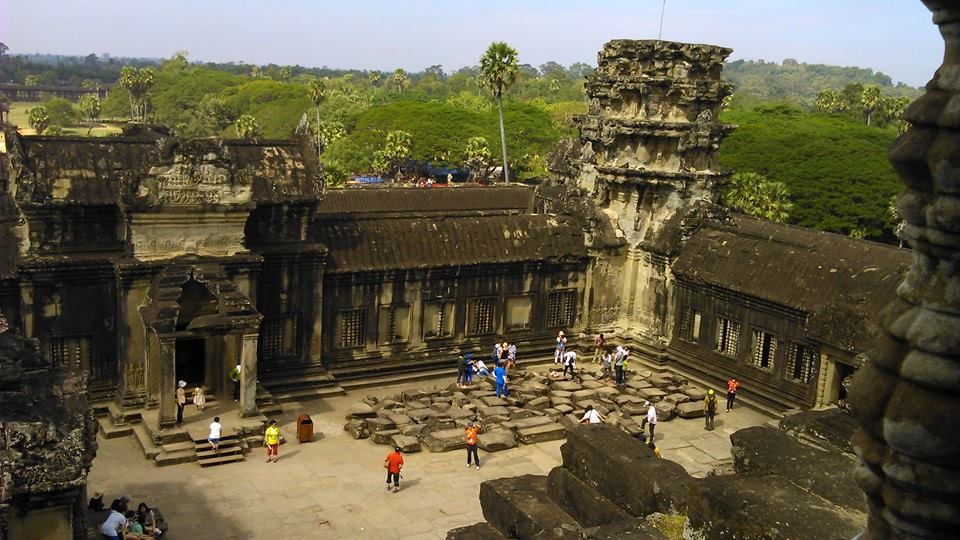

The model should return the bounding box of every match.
[1,1,943,86]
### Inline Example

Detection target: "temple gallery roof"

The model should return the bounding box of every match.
[316,185,533,216]
[673,215,912,352]
[314,213,588,273]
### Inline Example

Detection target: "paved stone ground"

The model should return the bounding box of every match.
[87,376,771,539]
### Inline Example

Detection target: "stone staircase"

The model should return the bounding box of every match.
[259,362,346,401]
[190,428,245,467]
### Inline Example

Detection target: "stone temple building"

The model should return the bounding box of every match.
[0,39,910,440]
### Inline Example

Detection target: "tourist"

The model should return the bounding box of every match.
[726,377,741,412]
[208,416,222,453]
[135,503,160,537]
[640,401,658,441]
[562,349,577,379]
[175,381,186,425]
[465,423,481,470]
[474,357,491,378]
[109,495,130,514]
[456,355,467,387]
[507,342,517,369]
[593,332,605,363]
[88,491,105,511]
[499,341,510,364]
[99,502,127,540]
[649,441,661,459]
[230,364,241,402]
[602,347,613,381]
[614,345,629,385]
[192,385,206,412]
[554,331,567,364]
[124,510,145,539]
[494,362,508,398]
[493,341,504,362]
[704,389,718,431]
[580,404,604,424]
[264,419,281,463]
[463,354,474,386]
[384,446,404,492]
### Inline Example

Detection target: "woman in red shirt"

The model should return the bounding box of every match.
[384,447,404,492]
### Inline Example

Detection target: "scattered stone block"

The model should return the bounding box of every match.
[479,406,511,418]
[344,419,368,439]
[391,434,422,453]
[346,402,377,419]
[572,389,598,401]
[552,381,583,392]
[408,408,438,423]
[526,396,550,410]
[653,401,676,422]
[554,404,574,414]
[366,417,396,433]
[581,380,606,390]
[400,423,426,439]
[662,393,690,405]
[477,430,517,452]
[385,413,413,426]
[550,390,574,399]
[595,387,620,399]
[372,428,401,445]
[516,422,566,444]
[481,396,508,407]
[626,379,653,390]
[638,388,667,401]
[680,386,706,401]
[676,401,705,419]
[550,396,574,408]
[547,467,633,528]
[424,428,467,452]
[648,374,673,388]
[508,408,538,420]
[446,522,508,540]
[559,413,582,431]
[431,402,452,413]
[582,519,667,539]
[480,475,581,539]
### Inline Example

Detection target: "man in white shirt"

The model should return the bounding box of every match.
[208,416,222,453]
[640,401,658,441]
[580,405,604,424]
[474,358,490,378]
[562,350,577,379]
[100,506,127,540]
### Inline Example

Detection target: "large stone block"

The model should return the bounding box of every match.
[680,386,706,401]
[526,396,551,410]
[372,428,401,445]
[662,392,690,405]
[581,519,668,540]
[686,474,865,539]
[477,430,517,452]
[346,402,377,419]
[445,523,507,540]
[572,389,598,401]
[408,408,439,422]
[480,396,509,407]
[730,426,865,511]
[546,467,632,528]
[676,401,705,419]
[552,381,583,392]
[560,426,692,516]
[653,401,675,421]
[391,434,422,453]
[479,406,511,418]
[366,417,396,433]
[424,428,467,452]
[517,422,567,444]
[344,419,369,439]
[480,475,581,540]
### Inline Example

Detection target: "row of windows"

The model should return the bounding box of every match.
[678,307,817,384]
[335,291,578,350]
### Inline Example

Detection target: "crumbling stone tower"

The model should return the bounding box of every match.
[849,1,960,537]
[575,40,734,354]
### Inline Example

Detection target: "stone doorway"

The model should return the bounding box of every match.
[175,337,206,387]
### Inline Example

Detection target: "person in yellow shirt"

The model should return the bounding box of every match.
[264,419,281,463]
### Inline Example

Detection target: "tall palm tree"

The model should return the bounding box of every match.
[368,70,382,87]
[860,85,882,126]
[392,69,408,94]
[308,79,328,160]
[479,42,520,182]
[118,66,155,123]
[723,172,793,223]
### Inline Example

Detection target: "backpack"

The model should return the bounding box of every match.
[706,395,717,413]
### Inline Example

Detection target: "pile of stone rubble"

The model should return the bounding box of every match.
[343,365,710,453]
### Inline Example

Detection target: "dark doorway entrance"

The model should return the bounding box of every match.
[838,362,857,402]
[175,338,205,386]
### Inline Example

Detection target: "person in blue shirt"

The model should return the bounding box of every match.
[463,353,474,386]
[494,363,508,398]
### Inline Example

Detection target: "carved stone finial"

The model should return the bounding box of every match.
[848,2,960,538]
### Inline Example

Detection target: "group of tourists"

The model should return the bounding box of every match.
[580,401,661,457]
[95,494,165,540]
[702,377,741,431]
[456,341,518,395]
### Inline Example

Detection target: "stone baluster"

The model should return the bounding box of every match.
[849,2,960,538]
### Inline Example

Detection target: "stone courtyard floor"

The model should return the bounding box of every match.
[88,375,772,539]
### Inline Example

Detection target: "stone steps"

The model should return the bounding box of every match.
[132,423,161,461]
[267,385,346,402]
[97,416,133,439]
[191,430,245,467]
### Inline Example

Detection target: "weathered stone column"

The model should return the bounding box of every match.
[849,2,960,538]
[157,336,177,428]
[239,333,259,417]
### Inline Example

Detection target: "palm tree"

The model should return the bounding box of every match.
[308,79,328,160]
[235,114,262,140]
[368,70,382,87]
[860,85,882,126]
[392,69,408,94]
[479,42,520,182]
[724,172,793,223]
[118,66,155,123]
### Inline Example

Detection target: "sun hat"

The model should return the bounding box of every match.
[177,380,187,388]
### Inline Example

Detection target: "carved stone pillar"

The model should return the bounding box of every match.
[239,333,259,417]
[157,336,177,428]
[848,2,960,538]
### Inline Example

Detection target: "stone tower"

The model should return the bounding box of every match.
[575,40,734,354]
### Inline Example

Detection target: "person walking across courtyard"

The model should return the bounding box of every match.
[175,381,187,425]
[384,446,404,492]
[264,419,281,462]
[494,362,508,398]
[465,423,481,470]
[208,416,222,453]
[614,345,628,385]
[562,349,577,379]
[726,377,741,412]
[640,401,658,441]
[230,364,241,402]
[593,332,605,363]
[554,331,567,364]
[704,389,718,430]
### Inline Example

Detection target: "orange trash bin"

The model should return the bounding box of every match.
[296,414,314,443]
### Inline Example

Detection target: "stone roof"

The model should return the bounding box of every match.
[314,214,587,273]
[673,215,911,352]
[316,185,532,216]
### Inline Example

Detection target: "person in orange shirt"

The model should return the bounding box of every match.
[465,423,481,470]
[726,377,741,412]
[384,446,404,492]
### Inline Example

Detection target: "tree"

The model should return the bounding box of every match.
[464,136,494,182]
[723,172,793,223]
[28,106,50,135]
[279,66,293,82]
[372,130,412,178]
[0,42,8,57]
[197,94,233,135]
[860,85,882,126]
[250,65,263,78]
[549,79,561,94]
[424,64,446,81]
[479,42,520,182]
[888,195,907,248]
[42,98,79,127]
[81,79,99,90]
[880,95,911,131]
[118,66,155,122]
[235,114,262,140]
[368,71,382,87]
[317,120,346,147]
[78,94,101,134]
[24,74,40,87]
[815,89,847,113]
[539,61,565,77]
[392,69,408,94]
[308,79,329,158]
[163,51,189,71]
